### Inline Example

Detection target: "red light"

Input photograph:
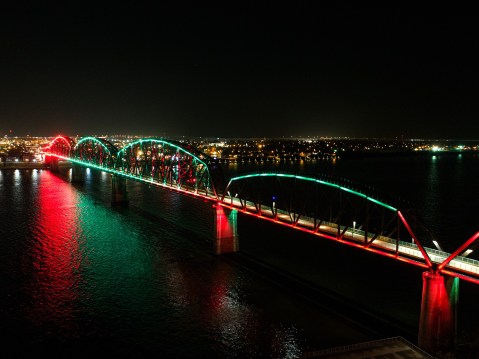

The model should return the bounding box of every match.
[29,171,81,325]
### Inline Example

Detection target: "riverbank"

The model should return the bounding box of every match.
[340,150,479,159]
[0,162,47,169]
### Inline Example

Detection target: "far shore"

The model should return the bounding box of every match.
[0,162,48,170]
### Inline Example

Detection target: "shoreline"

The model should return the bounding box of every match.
[0,162,48,170]
[2,149,478,169]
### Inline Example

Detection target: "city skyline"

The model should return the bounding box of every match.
[2,5,479,139]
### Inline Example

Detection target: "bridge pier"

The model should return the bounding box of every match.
[418,271,458,354]
[47,156,59,172]
[44,155,50,167]
[214,205,238,255]
[71,165,85,183]
[111,174,129,205]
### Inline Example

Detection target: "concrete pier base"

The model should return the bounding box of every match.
[418,271,459,354]
[111,174,129,205]
[214,206,238,254]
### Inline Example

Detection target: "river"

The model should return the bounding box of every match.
[1,152,478,358]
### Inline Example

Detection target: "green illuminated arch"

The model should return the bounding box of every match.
[71,136,118,167]
[114,138,218,197]
[116,138,210,168]
[225,172,397,212]
[74,136,118,155]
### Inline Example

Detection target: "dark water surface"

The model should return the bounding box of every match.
[1,153,479,357]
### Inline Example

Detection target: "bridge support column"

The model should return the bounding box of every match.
[48,156,59,172]
[214,205,238,255]
[44,155,51,167]
[418,271,459,354]
[111,174,129,205]
[71,165,85,183]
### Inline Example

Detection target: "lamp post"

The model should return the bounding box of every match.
[272,196,276,218]
[352,221,356,239]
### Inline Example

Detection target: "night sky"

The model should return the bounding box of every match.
[1,4,479,139]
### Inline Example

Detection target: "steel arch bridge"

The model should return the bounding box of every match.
[43,135,479,286]
[44,135,226,198]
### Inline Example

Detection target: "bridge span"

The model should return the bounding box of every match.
[44,135,479,354]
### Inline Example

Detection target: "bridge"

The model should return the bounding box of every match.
[44,135,479,354]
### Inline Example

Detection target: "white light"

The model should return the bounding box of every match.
[432,240,442,251]
[463,249,473,257]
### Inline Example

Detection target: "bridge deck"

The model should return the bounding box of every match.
[221,197,479,280]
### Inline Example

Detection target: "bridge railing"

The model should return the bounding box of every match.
[300,214,479,273]
[223,196,479,275]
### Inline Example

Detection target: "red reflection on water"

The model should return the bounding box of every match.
[215,206,238,254]
[208,275,230,311]
[28,171,83,331]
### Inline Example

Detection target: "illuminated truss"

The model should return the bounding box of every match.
[73,137,118,168]
[221,172,479,284]
[114,139,217,196]
[44,136,479,284]
[44,135,75,157]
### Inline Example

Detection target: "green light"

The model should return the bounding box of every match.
[340,186,366,199]
[117,139,209,169]
[74,137,116,154]
[52,138,216,198]
[228,173,397,211]
[52,153,219,203]
[368,197,397,211]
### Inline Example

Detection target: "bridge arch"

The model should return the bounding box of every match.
[73,137,118,167]
[114,138,222,197]
[45,135,76,158]
[221,171,438,268]
[223,172,398,212]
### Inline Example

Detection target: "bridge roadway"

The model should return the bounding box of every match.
[219,196,479,283]
[151,169,479,285]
